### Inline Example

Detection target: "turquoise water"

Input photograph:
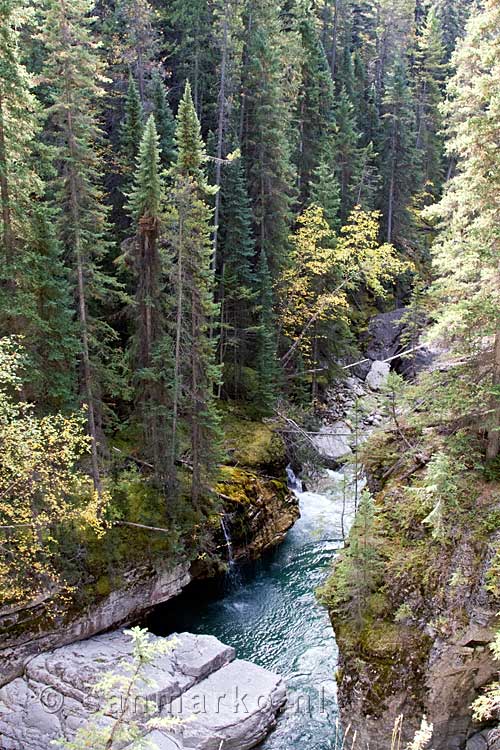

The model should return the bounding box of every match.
[147,470,357,749]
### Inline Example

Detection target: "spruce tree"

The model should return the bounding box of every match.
[296,13,335,201]
[115,0,159,103]
[125,114,173,477]
[120,73,144,182]
[218,158,256,397]
[380,56,420,246]
[332,86,364,221]
[41,0,118,494]
[427,0,500,460]
[414,6,447,197]
[310,148,341,232]
[169,82,221,507]
[241,0,295,276]
[151,69,176,167]
[254,248,278,416]
[0,1,78,410]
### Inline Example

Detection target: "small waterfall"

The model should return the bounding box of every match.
[286,465,303,494]
[220,514,234,567]
[220,514,241,588]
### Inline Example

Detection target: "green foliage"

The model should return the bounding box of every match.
[318,490,382,626]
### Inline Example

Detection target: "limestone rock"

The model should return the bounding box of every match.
[313,422,352,461]
[0,630,286,750]
[365,361,390,391]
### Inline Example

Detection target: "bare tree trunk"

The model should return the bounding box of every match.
[212,6,229,267]
[0,93,14,265]
[171,209,184,473]
[387,115,397,244]
[487,323,500,460]
[330,0,340,81]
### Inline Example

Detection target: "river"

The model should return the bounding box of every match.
[147,466,360,749]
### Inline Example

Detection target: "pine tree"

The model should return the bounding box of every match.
[296,13,335,200]
[169,82,221,507]
[41,0,118,494]
[151,69,176,167]
[254,248,278,415]
[426,0,500,460]
[125,114,173,477]
[241,0,295,276]
[120,73,144,181]
[381,56,420,246]
[218,158,257,398]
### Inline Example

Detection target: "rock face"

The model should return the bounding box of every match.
[0,630,286,750]
[363,308,407,362]
[0,562,192,688]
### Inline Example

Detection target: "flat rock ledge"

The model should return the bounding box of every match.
[0,630,286,750]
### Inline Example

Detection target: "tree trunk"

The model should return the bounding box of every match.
[0,93,14,265]
[487,324,500,460]
[330,0,340,81]
[212,6,229,267]
[60,18,102,496]
[171,206,184,474]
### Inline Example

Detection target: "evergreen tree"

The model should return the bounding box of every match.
[115,0,159,103]
[0,0,78,410]
[310,148,341,232]
[434,0,472,59]
[125,114,173,478]
[426,0,500,460]
[241,0,295,276]
[255,248,278,415]
[332,86,364,221]
[218,158,257,398]
[380,56,420,246]
[151,69,176,167]
[414,5,447,197]
[169,82,221,506]
[296,13,335,201]
[120,73,144,181]
[162,0,215,119]
[41,0,119,494]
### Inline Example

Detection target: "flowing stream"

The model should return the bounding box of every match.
[147,466,360,749]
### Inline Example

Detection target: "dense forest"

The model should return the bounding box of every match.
[3,0,500,737]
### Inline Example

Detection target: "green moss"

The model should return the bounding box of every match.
[221,404,286,470]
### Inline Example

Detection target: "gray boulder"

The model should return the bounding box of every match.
[0,630,286,750]
[313,422,352,461]
[366,361,390,391]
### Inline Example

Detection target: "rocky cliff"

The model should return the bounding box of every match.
[327,422,500,750]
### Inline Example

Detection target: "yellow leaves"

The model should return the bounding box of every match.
[0,338,109,606]
[279,205,410,365]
